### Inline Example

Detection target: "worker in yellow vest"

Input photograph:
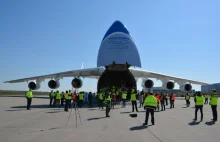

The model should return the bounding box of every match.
[98,91,104,109]
[130,88,138,112]
[105,92,111,117]
[55,90,61,107]
[64,90,71,111]
[121,90,127,108]
[26,89,33,110]
[210,89,218,121]
[49,90,55,107]
[204,93,210,104]
[185,93,191,107]
[193,91,204,121]
[78,92,84,108]
[143,93,157,125]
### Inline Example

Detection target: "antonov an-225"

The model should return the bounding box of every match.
[4,21,209,92]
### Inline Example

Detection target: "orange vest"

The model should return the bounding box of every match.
[111,94,116,101]
[155,95,160,102]
[171,95,175,101]
[72,93,77,101]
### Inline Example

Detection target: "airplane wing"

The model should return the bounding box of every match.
[130,68,210,85]
[4,67,104,83]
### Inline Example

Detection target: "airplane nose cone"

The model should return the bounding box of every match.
[102,20,130,41]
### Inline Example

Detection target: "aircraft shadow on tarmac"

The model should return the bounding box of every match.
[87,117,106,121]
[120,111,131,114]
[129,125,150,131]
[205,121,216,126]
[46,111,63,113]
[5,109,24,111]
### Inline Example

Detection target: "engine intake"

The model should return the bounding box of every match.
[48,80,60,89]
[142,79,154,89]
[180,83,192,92]
[162,81,175,90]
[28,82,40,90]
[71,78,83,88]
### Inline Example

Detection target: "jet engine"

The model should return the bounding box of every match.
[48,80,60,89]
[71,78,83,88]
[28,81,41,90]
[162,81,175,90]
[141,79,154,89]
[180,83,192,92]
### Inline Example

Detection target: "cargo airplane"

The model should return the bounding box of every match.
[4,21,209,92]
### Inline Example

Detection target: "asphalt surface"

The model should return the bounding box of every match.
[0,97,220,142]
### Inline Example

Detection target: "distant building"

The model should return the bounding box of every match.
[201,83,220,93]
[142,87,195,95]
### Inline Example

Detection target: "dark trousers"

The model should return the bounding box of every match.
[53,97,56,107]
[165,99,168,105]
[139,102,143,108]
[161,102,165,111]
[99,100,103,109]
[132,101,138,112]
[204,98,208,104]
[111,100,115,109]
[49,97,53,106]
[61,98,64,106]
[186,100,190,107]
[211,105,217,121]
[145,108,155,125]
[106,106,111,117]
[195,106,203,120]
[88,100,93,108]
[27,98,32,110]
[157,102,160,111]
[170,100,174,108]
[78,100,83,108]
[64,99,70,111]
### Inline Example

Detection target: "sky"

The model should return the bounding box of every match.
[0,0,219,92]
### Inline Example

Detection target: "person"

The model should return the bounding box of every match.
[26,89,33,110]
[88,92,93,108]
[130,88,138,112]
[78,91,84,108]
[98,91,104,109]
[155,93,160,111]
[72,91,77,108]
[111,91,116,109]
[55,90,61,107]
[160,93,166,111]
[193,91,204,121]
[64,91,70,112]
[49,90,55,107]
[105,92,111,117]
[170,93,175,108]
[210,89,218,121]
[139,91,144,108]
[185,93,191,107]
[204,93,209,104]
[68,90,72,108]
[165,94,169,105]
[143,93,157,126]
[121,90,127,108]
[61,91,65,106]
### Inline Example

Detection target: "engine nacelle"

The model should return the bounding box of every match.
[71,78,83,88]
[180,83,192,92]
[141,79,154,89]
[28,81,40,90]
[48,80,60,89]
[162,81,175,90]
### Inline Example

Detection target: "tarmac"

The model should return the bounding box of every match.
[0,96,220,142]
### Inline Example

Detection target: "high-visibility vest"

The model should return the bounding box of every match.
[171,95,175,101]
[155,95,160,102]
[105,96,111,101]
[130,93,136,101]
[186,94,190,100]
[72,93,77,101]
[122,93,127,99]
[210,93,218,105]
[65,93,71,100]
[50,92,55,97]
[26,91,33,98]
[111,93,116,101]
[79,93,84,100]
[195,96,204,106]
[144,95,157,107]
[99,93,103,100]
[56,92,61,100]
